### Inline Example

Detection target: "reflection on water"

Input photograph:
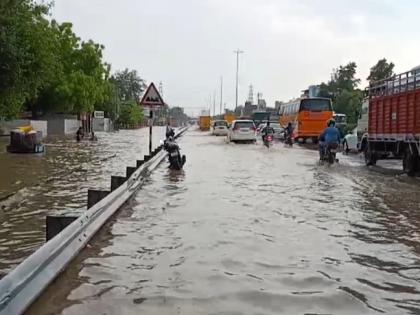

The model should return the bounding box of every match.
[22,131,420,314]
[0,128,167,275]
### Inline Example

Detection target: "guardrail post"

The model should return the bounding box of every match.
[87,189,110,209]
[136,160,144,168]
[126,166,136,178]
[111,176,126,191]
[46,216,78,241]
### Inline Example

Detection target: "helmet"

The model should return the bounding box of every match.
[267,121,270,126]
[327,119,336,127]
[288,122,292,126]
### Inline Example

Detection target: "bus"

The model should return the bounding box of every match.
[251,111,270,127]
[279,97,333,142]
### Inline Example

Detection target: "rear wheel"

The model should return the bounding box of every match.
[328,152,334,164]
[364,142,377,166]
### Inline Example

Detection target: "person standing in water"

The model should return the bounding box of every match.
[76,127,84,142]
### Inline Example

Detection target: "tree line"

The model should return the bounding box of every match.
[0,0,146,127]
[318,58,395,125]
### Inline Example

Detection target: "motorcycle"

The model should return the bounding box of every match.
[163,138,186,170]
[321,143,339,164]
[284,133,293,147]
[263,134,273,148]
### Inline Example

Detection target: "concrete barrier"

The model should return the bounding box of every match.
[0,120,48,138]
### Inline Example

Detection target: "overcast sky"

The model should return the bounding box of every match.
[52,0,420,116]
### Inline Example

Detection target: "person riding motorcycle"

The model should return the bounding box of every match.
[285,122,293,138]
[261,121,275,142]
[319,119,341,160]
[166,124,175,139]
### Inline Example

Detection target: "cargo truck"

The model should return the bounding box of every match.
[364,67,420,175]
[199,116,210,131]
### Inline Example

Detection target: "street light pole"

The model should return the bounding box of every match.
[234,49,244,112]
[220,76,223,116]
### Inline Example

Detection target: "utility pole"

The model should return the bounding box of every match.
[234,49,244,111]
[220,76,223,116]
[213,90,216,118]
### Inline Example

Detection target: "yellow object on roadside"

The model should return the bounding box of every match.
[18,126,34,134]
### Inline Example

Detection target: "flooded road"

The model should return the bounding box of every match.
[0,127,167,276]
[17,130,420,314]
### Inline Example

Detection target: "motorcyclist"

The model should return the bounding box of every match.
[166,123,175,139]
[319,119,341,160]
[261,121,274,142]
[285,122,293,138]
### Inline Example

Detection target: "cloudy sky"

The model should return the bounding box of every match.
[52,0,420,115]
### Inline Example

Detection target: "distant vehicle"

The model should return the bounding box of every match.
[333,113,347,138]
[258,122,284,140]
[356,98,369,151]
[364,67,420,175]
[279,97,333,143]
[357,98,369,137]
[224,114,236,124]
[228,120,257,143]
[199,115,210,131]
[251,111,270,127]
[211,120,229,136]
[343,129,358,154]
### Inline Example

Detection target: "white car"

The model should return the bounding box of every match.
[343,128,359,153]
[228,120,257,142]
[212,120,229,136]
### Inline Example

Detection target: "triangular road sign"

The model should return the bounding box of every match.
[140,82,165,107]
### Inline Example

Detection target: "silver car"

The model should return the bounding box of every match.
[259,122,284,140]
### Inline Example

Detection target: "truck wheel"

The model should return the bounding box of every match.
[364,144,376,166]
[403,148,416,176]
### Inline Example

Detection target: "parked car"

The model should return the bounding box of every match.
[211,120,229,136]
[258,122,284,140]
[228,120,257,142]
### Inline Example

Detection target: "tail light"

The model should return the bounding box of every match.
[267,135,273,141]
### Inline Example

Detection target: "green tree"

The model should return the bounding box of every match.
[367,58,395,84]
[112,69,146,102]
[319,62,363,124]
[0,1,112,119]
[0,0,57,118]
[118,101,144,127]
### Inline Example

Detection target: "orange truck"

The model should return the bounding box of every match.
[224,114,236,124]
[199,116,211,131]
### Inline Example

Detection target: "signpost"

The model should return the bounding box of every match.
[140,82,165,155]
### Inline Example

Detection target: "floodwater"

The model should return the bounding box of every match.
[6,130,420,314]
[0,127,167,276]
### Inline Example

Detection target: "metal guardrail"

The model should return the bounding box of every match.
[0,127,188,315]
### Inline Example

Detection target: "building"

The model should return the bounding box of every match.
[257,99,266,110]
